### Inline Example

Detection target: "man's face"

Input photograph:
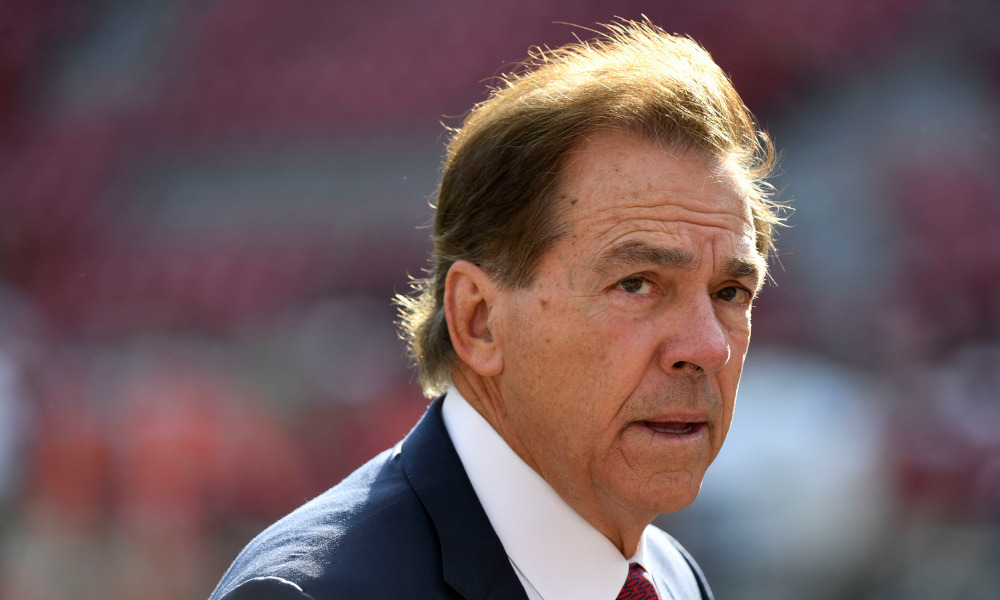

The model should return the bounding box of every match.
[489,131,763,527]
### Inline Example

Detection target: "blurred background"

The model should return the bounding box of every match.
[1,0,998,598]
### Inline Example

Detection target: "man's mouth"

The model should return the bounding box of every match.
[644,421,702,434]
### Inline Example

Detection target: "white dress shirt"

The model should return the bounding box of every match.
[441,387,661,600]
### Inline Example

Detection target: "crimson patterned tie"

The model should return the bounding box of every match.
[616,562,661,600]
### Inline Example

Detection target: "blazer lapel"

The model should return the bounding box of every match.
[401,397,528,600]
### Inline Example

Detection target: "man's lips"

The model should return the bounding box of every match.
[641,420,706,435]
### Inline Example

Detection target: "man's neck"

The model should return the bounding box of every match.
[450,367,653,557]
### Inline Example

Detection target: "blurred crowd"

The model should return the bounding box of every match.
[1,1,998,598]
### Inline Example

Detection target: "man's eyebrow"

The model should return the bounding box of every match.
[725,255,767,291]
[594,241,695,276]
[596,240,767,289]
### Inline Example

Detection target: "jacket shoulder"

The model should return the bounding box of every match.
[210,446,457,599]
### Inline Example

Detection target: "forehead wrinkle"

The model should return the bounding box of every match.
[594,239,695,278]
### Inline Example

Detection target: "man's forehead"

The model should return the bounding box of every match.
[561,131,746,183]
[556,133,753,217]
[549,131,763,277]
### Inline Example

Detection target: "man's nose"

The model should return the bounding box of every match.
[658,297,731,375]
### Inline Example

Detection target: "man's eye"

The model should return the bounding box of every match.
[619,277,649,294]
[716,286,750,303]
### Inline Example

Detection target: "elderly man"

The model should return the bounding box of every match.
[211,18,781,600]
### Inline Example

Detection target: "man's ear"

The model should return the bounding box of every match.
[444,260,503,377]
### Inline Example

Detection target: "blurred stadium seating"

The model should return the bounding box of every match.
[1,1,998,598]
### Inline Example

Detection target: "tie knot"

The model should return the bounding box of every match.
[616,562,660,600]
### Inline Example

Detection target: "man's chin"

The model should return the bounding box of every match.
[627,474,706,516]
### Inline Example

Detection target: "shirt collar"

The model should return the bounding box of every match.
[442,387,648,600]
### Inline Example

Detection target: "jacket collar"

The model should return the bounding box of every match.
[400,396,528,600]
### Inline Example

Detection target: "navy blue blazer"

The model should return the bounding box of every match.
[209,398,713,600]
